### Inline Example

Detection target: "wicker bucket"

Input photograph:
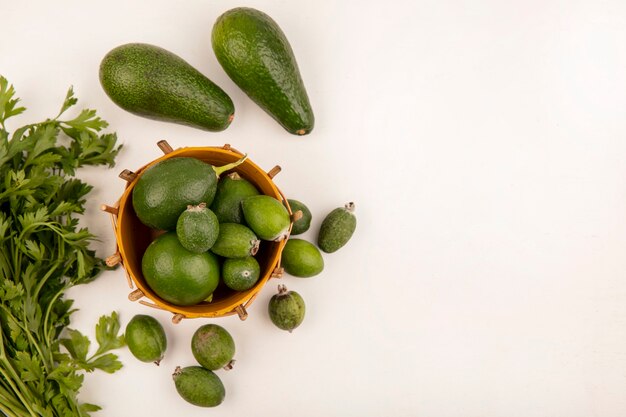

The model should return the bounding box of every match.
[102,141,291,323]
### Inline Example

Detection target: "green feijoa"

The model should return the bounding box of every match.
[142,232,220,306]
[210,223,260,258]
[268,285,305,332]
[125,315,167,365]
[242,195,290,241]
[173,366,225,407]
[210,172,260,224]
[191,324,236,370]
[318,202,357,253]
[281,238,324,277]
[287,199,312,235]
[176,203,219,253]
[222,256,260,291]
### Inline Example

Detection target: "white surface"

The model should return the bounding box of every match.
[3,0,626,416]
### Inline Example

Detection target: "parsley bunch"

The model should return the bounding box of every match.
[0,76,124,417]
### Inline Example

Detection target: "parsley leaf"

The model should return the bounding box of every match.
[0,75,124,417]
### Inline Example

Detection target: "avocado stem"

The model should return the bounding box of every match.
[213,154,248,177]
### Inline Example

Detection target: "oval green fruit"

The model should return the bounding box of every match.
[318,202,357,253]
[132,157,217,230]
[142,232,220,306]
[210,172,260,224]
[176,203,219,253]
[191,324,236,370]
[99,43,234,132]
[222,256,260,291]
[281,239,324,278]
[173,366,225,407]
[212,8,314,135]
[210,223,260,258]
[287,199,312,235]
[242,195,290,241]
[125,315,167,365]
[268,285,305,332]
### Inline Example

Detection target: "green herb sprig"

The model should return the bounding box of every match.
[0,76,124,417]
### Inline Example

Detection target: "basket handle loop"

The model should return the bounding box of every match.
[128,289,144,301]
[172,313,186,324]
[157,140,174,154]
[118,169,137,182]
[222,143,245,155]
[267,165,281,179]
[235,305,248,321]
[105,252,121,267]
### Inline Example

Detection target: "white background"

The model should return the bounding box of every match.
[3,0,626,416]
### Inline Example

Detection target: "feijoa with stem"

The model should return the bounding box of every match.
[222,256,261,291]
[318,202,357,253]
[132,154,247,230]
[210,172,260,224]
[210,223,260,258]
[125,314,167,365]
[268,284,306,332]
[176,203,219,253]
[242,195,291,241]
[191,324,236,370]
[173,366,225,407]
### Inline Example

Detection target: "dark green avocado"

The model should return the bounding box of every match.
[212,8,314,135]
[99,43,234,131]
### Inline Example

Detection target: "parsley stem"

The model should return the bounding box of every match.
[0,404,20,417]
[0,384,28,416]
[0,305,50,371]
[32,262,60,301]
[43,285,69,349]
[0,344,37,417]
[21,306,51,374]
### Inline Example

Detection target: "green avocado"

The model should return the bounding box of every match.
[99,43,234,131]
[212,7,314,135]
[132,156,246,231]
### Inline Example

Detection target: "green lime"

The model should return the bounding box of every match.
[141,232,220,306]
[222,256,260,291]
